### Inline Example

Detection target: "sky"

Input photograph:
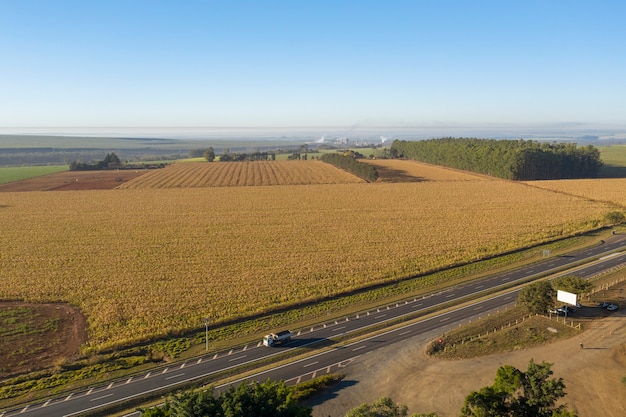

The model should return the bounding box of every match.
[1,0,626,134]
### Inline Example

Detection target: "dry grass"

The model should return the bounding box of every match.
[364,159,491,182]
[525,178,626,207]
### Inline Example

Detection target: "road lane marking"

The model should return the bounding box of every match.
[445,293,456,298]
[399,330,411,336]
[228,355,247,362]
[332,326,346,332]
[439,317,450,322]
[412,303,423,308]
[474,285,484,289]
[352,345,366,351]
[165,373,185,380]
[303,361,319,368]
[374,314,386,319]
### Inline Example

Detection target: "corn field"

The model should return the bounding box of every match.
[0,161,618,352]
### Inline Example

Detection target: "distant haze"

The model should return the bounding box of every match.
[1,124,626,143]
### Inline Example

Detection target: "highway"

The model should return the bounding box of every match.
[2,234,625,417]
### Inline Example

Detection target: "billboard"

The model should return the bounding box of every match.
[557,290,577,306]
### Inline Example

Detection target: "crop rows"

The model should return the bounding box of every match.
[117,160,365,189]
[0,176,614,352]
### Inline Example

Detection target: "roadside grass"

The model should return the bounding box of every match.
[426,307,581,359]
[0,165,68,184]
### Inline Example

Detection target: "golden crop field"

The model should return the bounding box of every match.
[0,175,614,352]
[118,160,365,189]
[525,178,626,207]
[364,159,491,182]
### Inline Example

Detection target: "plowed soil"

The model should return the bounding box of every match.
[0,170,149,192]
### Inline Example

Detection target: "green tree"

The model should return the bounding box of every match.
[138,389,221,417]
[551,276,592,296]
[139,380,310,417]
[461,360,577,417]
[204,147,215,162]
[102,152,121,167]
[345,397,409,417]
[517,281,555,314]
[221,379,310,417]
[605,211,625,225]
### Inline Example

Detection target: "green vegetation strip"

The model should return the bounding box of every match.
[427,307,581,359]
[0,165,67,184]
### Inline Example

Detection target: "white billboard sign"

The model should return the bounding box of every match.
[557,290,577,306]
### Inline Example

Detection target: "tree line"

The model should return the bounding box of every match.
[69,152,122,171]
[391,138,603,180]
[320,153,378,182]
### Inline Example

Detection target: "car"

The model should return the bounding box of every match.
[606,304,618,311]
[599,301,610,308]
[548,308,562,315]
[557,305,575,314]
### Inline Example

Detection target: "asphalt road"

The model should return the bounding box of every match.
[2,234,625,417]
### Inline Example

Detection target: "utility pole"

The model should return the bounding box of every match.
[204,317,209,351]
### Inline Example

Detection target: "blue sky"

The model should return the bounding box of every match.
[1,0,625,131]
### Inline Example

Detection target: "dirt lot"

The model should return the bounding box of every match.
[0,169,149,192]
[0,302,88,378]
[307,306,626,417]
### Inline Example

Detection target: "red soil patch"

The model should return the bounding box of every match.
[0,170,150,192]
[0,302,88,378]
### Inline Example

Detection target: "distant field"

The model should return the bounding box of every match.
[118,160,365,188]
[0,161,614,351]
[599,144,626,166]
[0,165,68,184]
[598,144,626,177]
[525,178,626,207]
[364,159,490,182]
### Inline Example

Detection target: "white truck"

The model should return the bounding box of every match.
[262,330,293,347]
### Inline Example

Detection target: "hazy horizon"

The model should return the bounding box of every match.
[2,123,626,143]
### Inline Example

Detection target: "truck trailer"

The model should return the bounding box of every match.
[262,330,293,347]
